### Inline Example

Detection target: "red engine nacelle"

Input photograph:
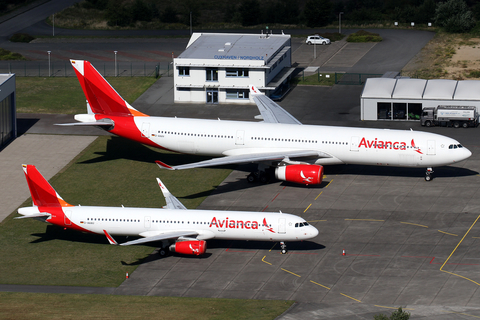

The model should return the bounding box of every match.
[275,164,324,185]
[169,240,207,256]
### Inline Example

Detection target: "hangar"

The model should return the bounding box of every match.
[360,78,480,121]
[173,32,293,104]
[0,74,16,150]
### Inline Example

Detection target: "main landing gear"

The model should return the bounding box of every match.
[280,242,288,254]
[247,166,274,184]
[425,167,434,181]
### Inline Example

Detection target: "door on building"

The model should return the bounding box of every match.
[206,89,218,104]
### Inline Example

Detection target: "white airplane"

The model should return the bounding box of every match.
[16,164,318,255]
[59,60,471,183]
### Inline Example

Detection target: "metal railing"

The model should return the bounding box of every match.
[334,73,382,85]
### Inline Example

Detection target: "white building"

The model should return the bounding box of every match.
[361,78,480,120]
[0,74,16,149]
[173,32,293,104]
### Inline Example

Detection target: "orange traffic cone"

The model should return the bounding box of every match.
[126,272,129,279]
[342,249,345,256]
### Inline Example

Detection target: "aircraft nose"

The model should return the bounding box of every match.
[461,147,472,161]
[310,226,319,238]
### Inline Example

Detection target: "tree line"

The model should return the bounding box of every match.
[80,0,478,33]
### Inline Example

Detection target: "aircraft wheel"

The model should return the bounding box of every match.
[281,249,288,254]
[247,173,257,183]
[158,248,168,256]
[259,173,269,184]
[425,174,432,181]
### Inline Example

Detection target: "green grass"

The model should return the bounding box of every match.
[0,135,232,287]
[0,292,293,320]
[292,73,336,86]
[346,30,382,43]
[15,77,157,114]
[0,48,26,60]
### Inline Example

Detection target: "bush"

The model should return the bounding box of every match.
[0,48,26,60]
[435,0,476,33]
[9,33,35,43]
[346,30,382,42]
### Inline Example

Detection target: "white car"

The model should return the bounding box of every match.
[306,35,330,45]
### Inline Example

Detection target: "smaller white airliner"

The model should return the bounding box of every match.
[16,164,318,256]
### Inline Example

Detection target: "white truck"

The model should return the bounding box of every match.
[421,105,478,128]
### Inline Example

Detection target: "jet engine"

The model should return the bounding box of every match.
[169,240,207,256]
[275,164,324,185]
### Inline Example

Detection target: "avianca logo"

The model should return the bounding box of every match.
[358,138,423,154]
[209,217,275,232]
[300,171,313,184]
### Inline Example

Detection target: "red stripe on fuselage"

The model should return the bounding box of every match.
[95,114,172,151]
[42,206,93,233]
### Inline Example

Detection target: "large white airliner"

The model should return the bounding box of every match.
[60,60,471,184]
[17,164,318,255]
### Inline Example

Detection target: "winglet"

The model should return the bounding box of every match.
[155,160,175,170]
[103,230,118,245]
[249,84,263,95]
[156,177,187,210]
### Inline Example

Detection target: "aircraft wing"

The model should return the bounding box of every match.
[156,149,331,170]
[118,231,199,246]
[156,178,187,210]
[250,85,302,125]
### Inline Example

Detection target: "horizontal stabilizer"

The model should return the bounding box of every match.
[14,213,50,219]
[55,122,113,126]
[120,231,198,246]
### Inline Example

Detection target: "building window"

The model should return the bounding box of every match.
[178,67,190,76]
[226,68,249,77]
[377,102,391,120]
[206,68,218,81]
[226,89,249,99]
[393,103,407,120]
[408,103,422,120]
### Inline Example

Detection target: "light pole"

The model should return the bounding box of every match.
[47,51,51,77]
[339,12,344,34]
[114,51,117,76]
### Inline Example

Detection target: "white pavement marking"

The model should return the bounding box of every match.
[0,134,97,222]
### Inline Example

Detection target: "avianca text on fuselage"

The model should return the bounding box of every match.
[209,217,275,233]
[358,138,423,154]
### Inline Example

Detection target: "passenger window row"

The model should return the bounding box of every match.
[251,137,318,143]
[159,131,233,139]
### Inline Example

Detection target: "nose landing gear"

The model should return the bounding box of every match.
[280,241,288,254]
[425,167,434,181]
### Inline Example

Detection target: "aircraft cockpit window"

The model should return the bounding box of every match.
[449,145,453,149]
[295,223,298,227]
[459,144,463,148]
[454,145,458,149]
[304,222,309,226]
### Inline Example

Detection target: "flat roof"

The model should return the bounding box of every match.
[453,80,480,100]
[361,78,396,98]
[362,78,480,101]
[177,33,290,64]
[392,78,427,99]
[423,79,457,99]
[0,74,14,86]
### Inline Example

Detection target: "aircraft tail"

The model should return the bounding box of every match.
[70,59,147,117]
[22,164,72,208]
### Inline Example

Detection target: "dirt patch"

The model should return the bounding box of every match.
[402,33,480,80]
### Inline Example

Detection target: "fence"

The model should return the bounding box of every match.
[334,73,382,85]
[0,61,174,78]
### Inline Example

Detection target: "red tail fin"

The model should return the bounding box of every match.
[70,60,146,117]
[22,164,72,208]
